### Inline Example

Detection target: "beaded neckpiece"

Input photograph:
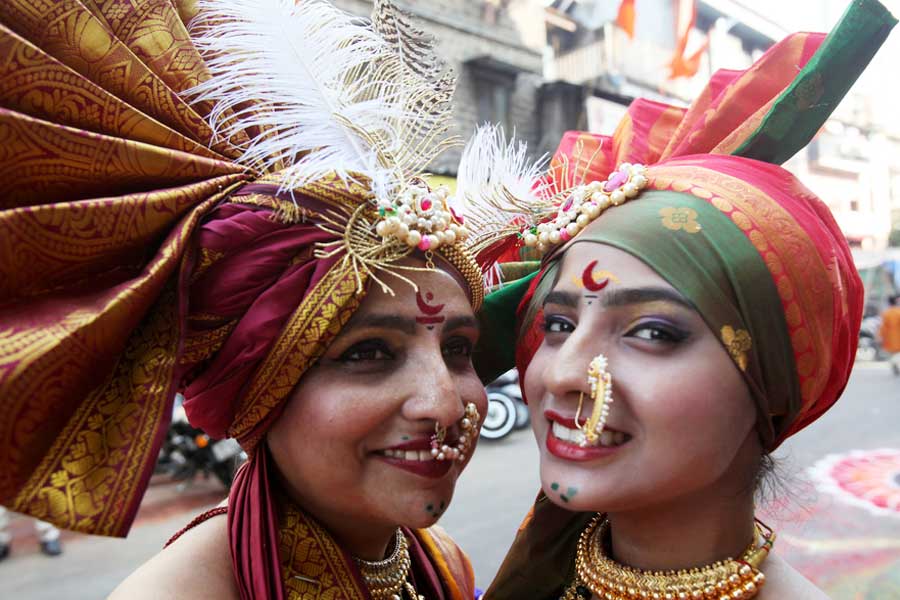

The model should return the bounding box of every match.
[560,514,774,600]
[354,529,425,600]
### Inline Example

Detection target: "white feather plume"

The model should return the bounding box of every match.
[456,124,550,256]
[187,0,455,203]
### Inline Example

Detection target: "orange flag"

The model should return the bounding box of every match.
[617,0,636,38]
[669,0,706,78]
[670,33,710,78]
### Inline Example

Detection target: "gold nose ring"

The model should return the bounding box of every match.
[574,354,613,447]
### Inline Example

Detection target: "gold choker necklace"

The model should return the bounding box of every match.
[560,514,775,600]
[353,529,424,600]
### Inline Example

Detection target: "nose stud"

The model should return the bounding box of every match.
[575,354,613,447]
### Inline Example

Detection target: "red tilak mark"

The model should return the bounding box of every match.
[415,290,445,325]
[582,260,610,292]
[416,316,445,325]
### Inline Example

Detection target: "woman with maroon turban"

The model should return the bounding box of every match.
[468,2,895,598]
[0,0,502,598]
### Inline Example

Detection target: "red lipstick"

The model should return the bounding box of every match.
[543,410,629,462]
[375,456,455,479]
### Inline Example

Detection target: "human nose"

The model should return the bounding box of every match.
[403,350,466,427]
[541,329,595,403]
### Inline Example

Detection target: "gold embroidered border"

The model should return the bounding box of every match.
[4,182,242,535]
[228,263,363,443]
[279,501,368,600]
[10,284,178,536]
[649,165,833,411]
[179,320,237,365]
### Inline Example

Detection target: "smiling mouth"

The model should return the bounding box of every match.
[550,421,630,448]
[378,448,436,462]
[374,450,455,479]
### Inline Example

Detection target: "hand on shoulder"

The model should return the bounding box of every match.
[108,511,237,600]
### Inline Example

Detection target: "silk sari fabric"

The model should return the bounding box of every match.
[479,3,894,599]
[0,2,477,599]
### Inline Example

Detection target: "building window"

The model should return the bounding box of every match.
[466,57,520,131]
[477,79,512,130]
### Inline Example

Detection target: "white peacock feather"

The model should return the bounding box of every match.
[456,124,551,258]
[187,0,457,205]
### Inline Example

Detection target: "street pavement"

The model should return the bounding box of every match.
[1,362,897,598]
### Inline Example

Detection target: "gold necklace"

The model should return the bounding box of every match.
[560,514,774,600]
[353,529,425,600]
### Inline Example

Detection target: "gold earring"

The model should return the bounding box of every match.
[574,354,613,447]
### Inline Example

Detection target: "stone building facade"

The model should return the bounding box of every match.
[331,0,544,175]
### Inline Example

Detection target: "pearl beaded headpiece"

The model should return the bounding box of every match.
[522,163,648,254]
[454,127,649,261]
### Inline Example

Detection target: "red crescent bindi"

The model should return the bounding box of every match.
[415,290,445,320]
[582,260,610,292]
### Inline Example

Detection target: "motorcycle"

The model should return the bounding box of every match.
[857,315,884,362]
[480,369,530,441]
[156,394,247,488]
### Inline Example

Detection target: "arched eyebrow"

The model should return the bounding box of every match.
[544,287,694,311]
[349,314,417,334]
[443,315,480,333]
[343,313,480,334]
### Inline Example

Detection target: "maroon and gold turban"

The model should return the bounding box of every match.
[0,0,486,547]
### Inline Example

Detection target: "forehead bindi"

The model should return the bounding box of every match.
[572,260,622,306]
[415,289,446,330]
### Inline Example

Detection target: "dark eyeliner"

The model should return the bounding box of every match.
[542,314,575,334]
[626,320,690,343]
[336,339,394,362]
[443,336,474,360]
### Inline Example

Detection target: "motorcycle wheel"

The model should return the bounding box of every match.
[480,393,518,440]
[513,399,530,430]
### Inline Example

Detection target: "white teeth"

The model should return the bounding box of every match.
[381,449,434,461]
[552,421,580,443]
[551,421,628,447]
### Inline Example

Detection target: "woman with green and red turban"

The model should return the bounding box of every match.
[470,1,895,597]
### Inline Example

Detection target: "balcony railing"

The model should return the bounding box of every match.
[550,25,701,101]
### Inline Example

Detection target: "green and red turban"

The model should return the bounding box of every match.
[476,0,894,450]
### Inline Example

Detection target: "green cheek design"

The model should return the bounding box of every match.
[425,499,447,518]
[550,482,578,503]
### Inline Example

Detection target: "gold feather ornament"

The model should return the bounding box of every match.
[187,0,486,303]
